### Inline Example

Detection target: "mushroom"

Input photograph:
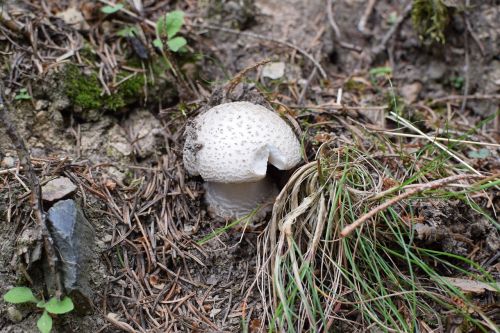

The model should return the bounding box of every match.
[183,101,302,219]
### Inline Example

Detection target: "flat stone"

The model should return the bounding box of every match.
[400,82,422,105]
[47,199,95,314]
[1,156,16,168]
[426,61,447,80]
[124,110,162,158]
[262,62,285,79]
[42,177,77,202]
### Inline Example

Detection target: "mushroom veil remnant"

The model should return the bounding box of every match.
[183,101,302,219]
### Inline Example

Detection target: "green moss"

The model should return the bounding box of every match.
[64,65,103,109]
[344,79,367,93]
[412,0,449,44]
[118,73,145,100]
[63,64,144,111]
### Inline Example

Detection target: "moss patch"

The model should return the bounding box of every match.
[63,65,144,111]
[412,0,449,44]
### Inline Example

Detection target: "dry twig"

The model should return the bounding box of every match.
[358,0,377,34]
[371,1,412,55]
[340,174,486,237]
[0,88,63,298]
[326,0,362,52]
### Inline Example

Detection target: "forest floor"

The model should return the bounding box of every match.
[0,0,499,332]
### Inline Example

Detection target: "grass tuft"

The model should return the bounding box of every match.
[256,145,498,332]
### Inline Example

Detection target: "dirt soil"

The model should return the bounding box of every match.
[0,0,499,332]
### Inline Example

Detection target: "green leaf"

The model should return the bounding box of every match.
[101,3,124,14]
[157,10,184,39]
[167,37,187,52]
[37,300,46,308]
[152,38,163,49]
[14,88,32,100]
[116,26,138,38]
[44,296,74,314]
[37,311,52,333]
[369,66,392,78]
[3,287,38,304]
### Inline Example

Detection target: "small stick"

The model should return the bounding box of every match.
[429,94,500,106]
[460,4,470,113]
[357,0,377,34]
[340,174,486,237]
[0,89,63,298]
[371,1,412,55]
[327,0,342,39]
[377,131,500,147]
[224,58,271,96]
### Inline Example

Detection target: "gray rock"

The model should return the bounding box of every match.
[400,82,422,105]
[426,61,447,80]
[262,62,285,80]
[47,199,95,314]
[42,177,77,202]
[1,156,16,168]
[125,110,162,158]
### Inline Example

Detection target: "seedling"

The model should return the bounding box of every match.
[3,287,74,333]
[450,76,464,90]
[153,10,187,52]
[14,88,31,100]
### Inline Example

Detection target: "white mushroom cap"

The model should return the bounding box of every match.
[183,102,301,183]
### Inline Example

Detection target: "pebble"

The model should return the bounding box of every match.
[42,177,77,202]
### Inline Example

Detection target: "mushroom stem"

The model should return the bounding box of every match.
[204,178,279,219]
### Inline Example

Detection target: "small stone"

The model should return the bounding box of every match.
[426,61,447,80]
[102,234,113,243]
[35,100,49,111]
[42,177,77,202]
[56,7,89,30]
[7,306,23,322]
[400,82,422,105]
[1,156,16,168]
[262,62,286,80]
[183,224,194,234]
[358,108,385,127]
[108,124,133,157]
[209,308,222,318]
[47,199,95,314]
[206,275,219,285]
[125,110,162,158]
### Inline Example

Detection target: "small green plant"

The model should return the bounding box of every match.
[412,0,449,44]
[450,76,464,89]
[14,88,31,100]
[99,3,187,52]
[116,26,139,38]
[153,10,187,52]
[3,287,74,333]
[387,11,398,25]
[369,66,392,80]
[100,3,124,14]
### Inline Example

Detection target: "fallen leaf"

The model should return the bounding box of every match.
[443,277,499,294]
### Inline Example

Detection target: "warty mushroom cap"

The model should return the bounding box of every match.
[183,101,301,183]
